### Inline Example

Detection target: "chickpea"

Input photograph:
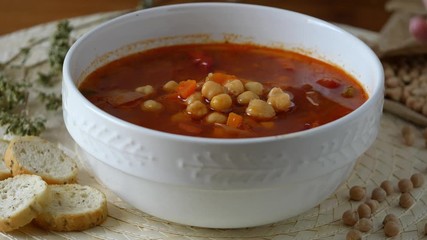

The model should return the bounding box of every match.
[245,99,276,120]
[162,80,178,92]
[399,192,414,208]
[365,199,379,213]
[342,210,358,226]
[201,81,224,100]
[135,85,155,97]
[383,214,399,225]
[205,72,214,81]
[398,178,413,193]
[401,125,415,146]
[346,229,362,240]
[401,125,413,136]
[385,76,400,88]
[225,79,244,96]
[371,187,386,202]
[357,218,372,232]
[385,87,402,101]
[384,221,400,237]
[245,81,264,96]
[410,173,424,188]
[357,203,371,219]
[237,91,259,105]
[205,112,227,124]
[268,87,284,97]
[185,92,203,105]
[380,180,394,195]
[349,185,365,201]
[267,92,292,112]
[384,65,395,78]
[141,100,163,112]
[210,93,232,112]
[186,100,208,118]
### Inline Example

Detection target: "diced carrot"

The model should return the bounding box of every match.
[209,72,236,85]
[226,112,243,128]
[178,122,202,134]
[176,80,197,98]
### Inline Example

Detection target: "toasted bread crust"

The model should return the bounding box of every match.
[0,140,12,181]
[0,163,12,181]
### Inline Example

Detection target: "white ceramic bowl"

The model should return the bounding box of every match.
[63,3,384,228]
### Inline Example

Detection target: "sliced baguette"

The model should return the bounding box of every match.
[0,140,12,180]
[4,136,78,184]
[34,184,108,231]
[0,174,50,232]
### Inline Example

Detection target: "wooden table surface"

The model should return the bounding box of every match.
[0,0,391,36]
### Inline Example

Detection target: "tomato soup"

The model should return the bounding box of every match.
[79,43,367,138]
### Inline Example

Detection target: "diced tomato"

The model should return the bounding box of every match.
[316,78,341,89]
[189,51,213,70]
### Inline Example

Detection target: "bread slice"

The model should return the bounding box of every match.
[0,140,12,180]
[4,136,78,184]
[34,184,108,231]
[0,174,50,232]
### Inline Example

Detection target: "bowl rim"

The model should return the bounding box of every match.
[63,2,384,145]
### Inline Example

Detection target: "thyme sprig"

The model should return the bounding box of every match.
[37,72,57,87]
[0,112,45,136]
[0,20,73,136]
[49,21,73,73]
[38,92,62,111]
[0,75,28,111]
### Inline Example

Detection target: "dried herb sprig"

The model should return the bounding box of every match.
[37,72,57,87]
[0,20,72,136]
[0,112,45,136]
[0,76,44,135]
[49,20,73,73]
[38,92,62,111]
[0,75,28,111]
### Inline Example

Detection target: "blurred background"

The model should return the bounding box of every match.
[0,0,390,36]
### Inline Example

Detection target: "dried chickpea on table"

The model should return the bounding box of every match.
[344,12,427,227]
[380,0,427,147]
[383,55,427,146]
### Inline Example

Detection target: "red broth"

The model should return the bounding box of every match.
[79,43,367,138]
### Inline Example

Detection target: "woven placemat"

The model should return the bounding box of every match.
[1,11,427,240]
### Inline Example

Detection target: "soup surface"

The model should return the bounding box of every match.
[79,43,367,138]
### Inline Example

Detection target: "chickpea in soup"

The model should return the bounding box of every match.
[79,43,367,138]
